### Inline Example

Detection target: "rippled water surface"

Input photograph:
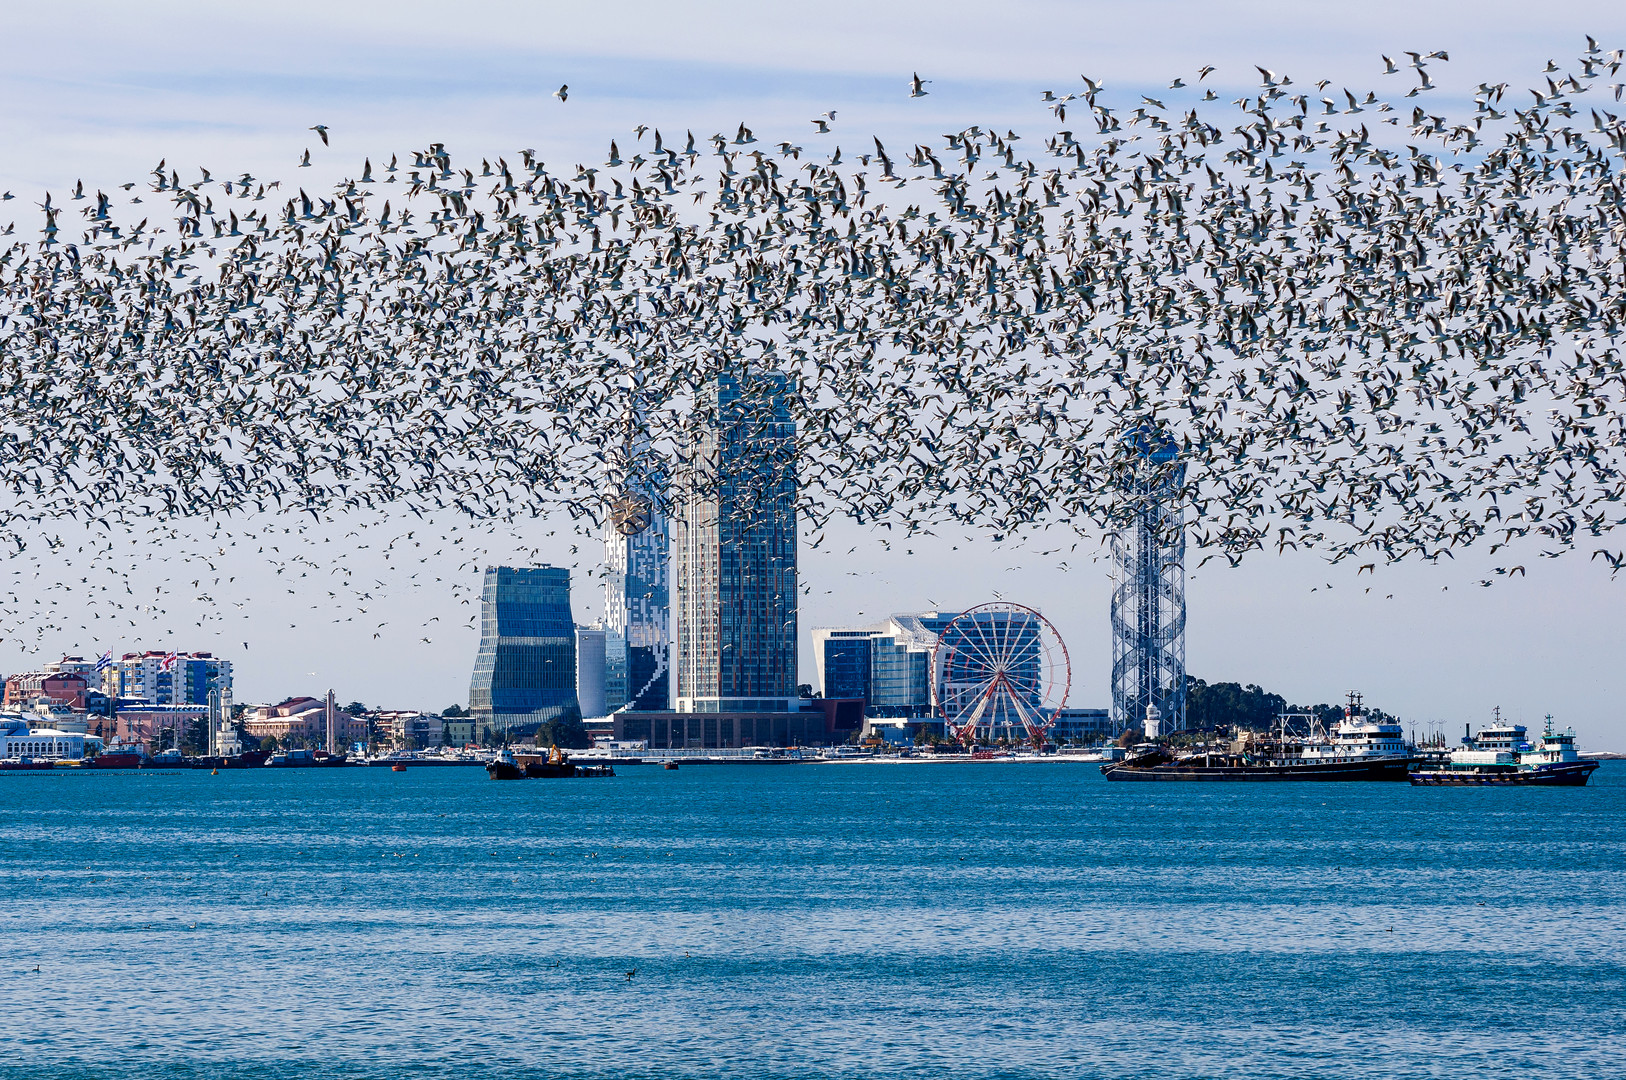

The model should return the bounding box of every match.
[2,760,1622,1079]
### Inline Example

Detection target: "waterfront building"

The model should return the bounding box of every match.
[115,704,209,750]
[443,718,475,746]
[44,656,99,679]
[604,485,669,712]
[239,697,366,748]
[815,610,1063,723]
[1110,427,1187,732]
[28,702,91,735]
[810,615,939,718]
[468,566,581,737]
[375,711,444,749]
[3,670,91,711]
[613,707,835,749]
[1051,707,1114,744]
[0,715,90,760]
[107,651,232,707]
[674,371,799,714]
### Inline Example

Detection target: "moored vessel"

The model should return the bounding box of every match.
[266,748,350,768]
[0,756,57,772]
[1103,692,1420,782]
[89,741,144,769]
[487,745,615,779]
[190,751,270,769]
[1409,712,1600,786]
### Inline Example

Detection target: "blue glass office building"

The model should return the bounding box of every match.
[811,617,937,718]
[469,566,581,737]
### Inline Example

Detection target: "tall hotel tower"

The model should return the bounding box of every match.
[469,565,581,737]
[603,492,670,712]
[674,371,799,713]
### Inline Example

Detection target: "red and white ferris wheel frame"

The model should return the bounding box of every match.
[934,601,1071,749]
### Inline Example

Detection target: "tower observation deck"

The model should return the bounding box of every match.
[1110,428,1187,735]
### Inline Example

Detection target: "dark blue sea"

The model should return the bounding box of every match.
[2,761,1622,1079]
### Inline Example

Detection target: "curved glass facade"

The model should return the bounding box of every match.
[469,566,581,737]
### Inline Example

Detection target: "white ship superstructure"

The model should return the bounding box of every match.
[1272,692,1417,766]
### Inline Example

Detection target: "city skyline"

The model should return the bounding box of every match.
[6,515,1624,750]
[1,8,1620,1078]
[1,3,1623,749]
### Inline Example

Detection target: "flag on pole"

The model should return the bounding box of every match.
[160,652,179,671]
[95,650,113,672]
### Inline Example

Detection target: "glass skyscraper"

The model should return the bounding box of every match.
[604,494,670,712]
[675,371,798,713]
[469,566,581,737]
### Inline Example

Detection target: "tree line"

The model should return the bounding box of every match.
[1184,677,1395,732]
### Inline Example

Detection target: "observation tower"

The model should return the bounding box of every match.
[1110,427,1186,735]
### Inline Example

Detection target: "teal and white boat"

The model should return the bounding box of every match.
[1409,711,1599,787]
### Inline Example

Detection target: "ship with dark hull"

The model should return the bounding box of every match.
[1410,712,1600,787]
[190,751,270,770]
[1103,692,1419,782]
[1104,747,1415,781]
[487,746,615,780]
[265,749,349,768]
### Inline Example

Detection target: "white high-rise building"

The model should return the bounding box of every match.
[107,651,232,706]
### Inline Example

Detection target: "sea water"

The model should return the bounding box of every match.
[1,761,1622,1079]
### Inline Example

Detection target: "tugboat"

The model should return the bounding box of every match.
[485,748,526,780]
[1409,711,1600,786]
[1103,692,1419,781]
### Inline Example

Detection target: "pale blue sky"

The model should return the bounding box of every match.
[2,1,1624,747]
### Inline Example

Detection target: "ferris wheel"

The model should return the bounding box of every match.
[935,602,1071,749]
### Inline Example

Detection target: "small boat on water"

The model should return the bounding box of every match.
[1410,712,1600,787]
[486,746,614,780]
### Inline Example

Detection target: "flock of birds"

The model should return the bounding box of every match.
[3,41,1626,647]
